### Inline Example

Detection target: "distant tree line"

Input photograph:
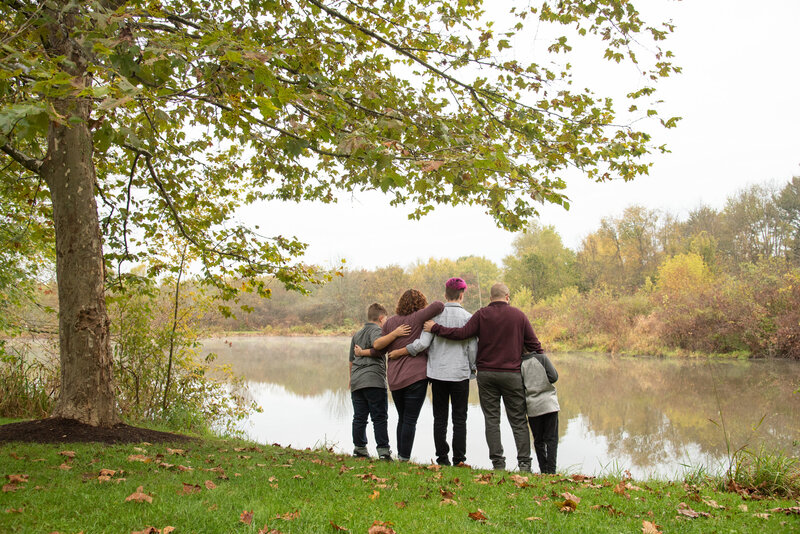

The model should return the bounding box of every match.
[199,177,800,358]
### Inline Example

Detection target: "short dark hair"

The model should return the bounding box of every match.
[396,289,427,316]
[367,303,387,322]
[445,285,465,301]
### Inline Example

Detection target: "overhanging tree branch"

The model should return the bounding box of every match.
[1,144,43,174]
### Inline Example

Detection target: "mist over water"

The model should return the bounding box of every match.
[205,336,800,478]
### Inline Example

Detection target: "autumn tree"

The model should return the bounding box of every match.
[0,0,678,425]
[503,222,578,300]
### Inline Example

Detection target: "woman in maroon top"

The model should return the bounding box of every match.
[356,289,443,461]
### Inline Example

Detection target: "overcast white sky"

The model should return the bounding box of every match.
[240,0,800,271]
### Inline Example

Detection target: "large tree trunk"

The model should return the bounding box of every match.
[41,97,119,426]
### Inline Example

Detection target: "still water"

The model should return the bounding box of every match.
[204,336,799,478]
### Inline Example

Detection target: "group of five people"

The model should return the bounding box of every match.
[348,278,560,474]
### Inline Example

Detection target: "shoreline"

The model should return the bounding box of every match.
[204,330,757,359]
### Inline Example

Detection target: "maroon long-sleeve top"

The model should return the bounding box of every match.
[375,301,444,391]
[431,301,542,373]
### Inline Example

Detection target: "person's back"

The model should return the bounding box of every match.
[426,282,544,472]
[396,277,477,465]
[348,303,392,460]
[468,302,539,372]
[521,352,560,474]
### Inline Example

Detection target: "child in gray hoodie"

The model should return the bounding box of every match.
[520,352,560,474]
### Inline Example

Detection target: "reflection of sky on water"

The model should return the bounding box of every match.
[206,337,800,479]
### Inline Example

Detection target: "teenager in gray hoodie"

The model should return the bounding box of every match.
[520,351,560,474]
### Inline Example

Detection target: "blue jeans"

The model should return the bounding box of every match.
[391,379,428,460]
[351,387,389,450]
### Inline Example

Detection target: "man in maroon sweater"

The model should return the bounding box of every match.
[424,283,543,471]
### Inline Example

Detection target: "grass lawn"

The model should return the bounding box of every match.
[1,435,798,533]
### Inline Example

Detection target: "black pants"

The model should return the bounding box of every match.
[529,411,558,474]
[351,387,390,450]
[391,379,428,460]
[430,378,470,465]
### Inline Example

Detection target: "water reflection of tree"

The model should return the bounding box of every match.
[556,353,799,467]
[206,337,799,469]
[204,337,351,395]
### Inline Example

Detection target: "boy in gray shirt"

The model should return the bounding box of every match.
[349,303,408,460]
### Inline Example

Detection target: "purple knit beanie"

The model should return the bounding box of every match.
[445,277,467,290]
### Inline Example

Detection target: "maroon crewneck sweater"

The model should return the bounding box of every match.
[431,301,542,372]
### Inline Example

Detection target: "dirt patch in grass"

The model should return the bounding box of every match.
[0,418,192,444]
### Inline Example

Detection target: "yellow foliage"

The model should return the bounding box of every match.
[655,253,711,296]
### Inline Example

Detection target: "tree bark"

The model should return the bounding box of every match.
[41,96,119,426]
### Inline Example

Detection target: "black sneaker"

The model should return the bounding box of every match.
[353,447,370,458]
[378,453,393,461]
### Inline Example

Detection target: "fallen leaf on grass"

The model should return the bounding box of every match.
[753,513,771,519]
[329,520,349,531]
[59,463,72,470]
[642,520,662,533]
[558,492,581,513]
[258,527,283,534]
[2,484,18,493]
[468,509,488,521]
[354,473,388,483]
[240,510,254,525]
[292,474,303,479]
[131,527,174,534]
[613,481,630,498]
[440,498,457,506]
[677,502,710,519]
[571,474,594,482]
[204,480,217,490]
[99,469,117,477]
[178,483,201,495]
[394,501,407,509]
[5,508,23,513]
[368,490,380,500]
[474,473,493,485]
[58,451,76,458]
[525,516,542,521]
[739,504,748,512]
[7,474,29,484]
[166,448,185,455]
[176,465,193,472]
[769,506,800,515]
[276,510,300,520]
[125,486,153,503]
[367,520,395,534]
[702,498,725,509]
[127,455,151,463]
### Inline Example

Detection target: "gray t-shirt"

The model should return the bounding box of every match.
[349,322,387,391]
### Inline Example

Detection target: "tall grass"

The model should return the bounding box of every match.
[0,341,59,418]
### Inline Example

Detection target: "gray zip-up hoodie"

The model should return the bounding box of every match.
[520,352,560,417]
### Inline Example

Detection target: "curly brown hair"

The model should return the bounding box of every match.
[396,289,427,316]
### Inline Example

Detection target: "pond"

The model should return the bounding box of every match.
[203,336,800,478]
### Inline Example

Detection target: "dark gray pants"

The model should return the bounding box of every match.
[477,371,531,470]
